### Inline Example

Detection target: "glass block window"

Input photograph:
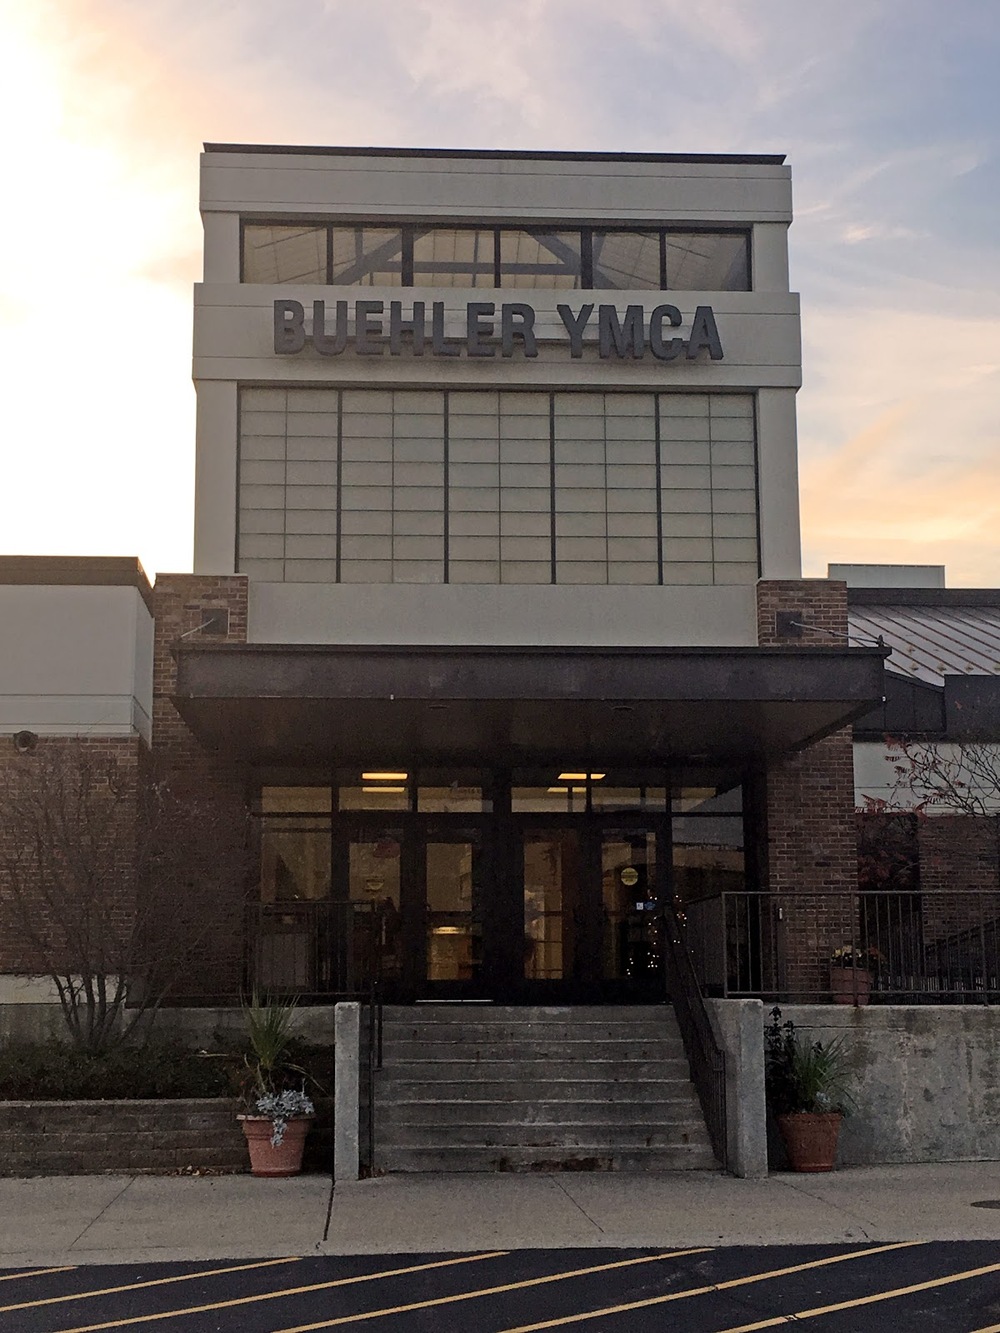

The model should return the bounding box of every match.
[238,389,758,586]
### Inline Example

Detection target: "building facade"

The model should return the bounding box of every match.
[168,145,881,1005]
[0,147,888,1010]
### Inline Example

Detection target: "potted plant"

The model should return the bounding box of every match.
[237,993,315,1177]
[829,944,882,1005]
[764,1007,855,1172]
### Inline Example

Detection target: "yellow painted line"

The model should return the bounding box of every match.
[0,1256,299,1313]
[273,1249,711,1333]
[48,1251,509,1333]
[0,1265,77,1284]
[497,1240,920,1332]
[717,1256,1000,1332]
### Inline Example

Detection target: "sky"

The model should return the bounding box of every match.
[1,0,998,584]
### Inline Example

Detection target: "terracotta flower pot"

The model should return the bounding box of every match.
[830,967,871,1005]
[238,1115,311,1177]
[777,1112,843,1172]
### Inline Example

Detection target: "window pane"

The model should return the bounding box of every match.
[260,818,331,902]
[244,225,326,283]
[260,786,332,814]
[592,231,660,289]
[511,785,588,813]
[426,838,482,982]
[412,228,495,286]
[418,771,491,813]
[602,831,660,981]
[524,830,582,979]
[666,233,749,291]
[499,230,582,289]
[337,769,412,811]
[331,227,404,285]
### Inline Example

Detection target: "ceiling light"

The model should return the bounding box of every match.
[558,772,606,781]
[362,772,408,781]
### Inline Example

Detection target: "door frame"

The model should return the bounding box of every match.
[333,808,671,1004]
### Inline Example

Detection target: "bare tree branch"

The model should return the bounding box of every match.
[0,741,252,1053]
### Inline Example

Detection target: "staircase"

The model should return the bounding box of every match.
[374,1005,719,1172]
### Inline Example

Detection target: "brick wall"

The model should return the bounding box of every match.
[917,815,1000,950]
[0,736,143,976]
[0,1099,246,1175]
[757,578,849,648]
[0,1096,334,1175]
[756,579,859,995]
[150,575,252,1001]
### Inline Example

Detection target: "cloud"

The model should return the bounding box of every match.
[799,304,1000,584]
[1,0,998,587]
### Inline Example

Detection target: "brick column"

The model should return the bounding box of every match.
[150,574,252,1000]
[757,579,859,998]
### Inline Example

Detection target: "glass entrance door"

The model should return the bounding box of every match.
[600,828,663,994]
[425,834,483,989]
[519,823,664,998]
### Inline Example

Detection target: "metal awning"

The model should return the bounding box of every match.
[173,643,887,765]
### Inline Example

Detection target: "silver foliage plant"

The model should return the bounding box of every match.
[255,1089,315,1147]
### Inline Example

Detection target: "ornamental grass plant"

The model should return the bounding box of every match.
[764,1007,856,1116]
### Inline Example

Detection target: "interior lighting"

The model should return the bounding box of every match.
[558,772,606,781]
[362,772,408,781]
[362,786,406,793]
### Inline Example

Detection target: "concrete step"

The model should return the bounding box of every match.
[374,1003,714,1175]
[379,1097,704,1126]
[376,1077,694,1102]
[379,1144,719,1172]
[381,1039,686,1062]
[385,1005,672,1022]
[380,1122,710,1149]
[382,1019,679,1041]
[379,1058,692,1082]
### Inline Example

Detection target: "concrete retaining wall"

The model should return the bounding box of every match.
[706,998,767,1179]
[780,1005,1000,1164]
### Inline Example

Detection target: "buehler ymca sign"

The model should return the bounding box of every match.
[274,299,724,362]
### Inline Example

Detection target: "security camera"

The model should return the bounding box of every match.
[12,730,38,753]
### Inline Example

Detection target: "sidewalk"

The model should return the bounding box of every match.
[4,1164,1000,1267]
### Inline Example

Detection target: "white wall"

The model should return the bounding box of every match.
[0,586,153,741]
[199,152,792,242]
[248,581,758,647]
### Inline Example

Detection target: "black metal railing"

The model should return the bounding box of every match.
[363,912,384,1177]
[714,891,1000,1003]
[244,900,385,1173]
[663,898,728,1169]
[245,900,383,1000]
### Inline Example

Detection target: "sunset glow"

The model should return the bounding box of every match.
[1,0,997,583]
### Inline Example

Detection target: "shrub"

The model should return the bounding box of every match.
[0,1038,237,1100]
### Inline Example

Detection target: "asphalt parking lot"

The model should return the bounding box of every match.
[5,1241,1000,1332]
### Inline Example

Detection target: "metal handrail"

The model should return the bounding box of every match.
[663,898,728,1169]
[718,890,1000,1004]
[364,905,384,1176]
